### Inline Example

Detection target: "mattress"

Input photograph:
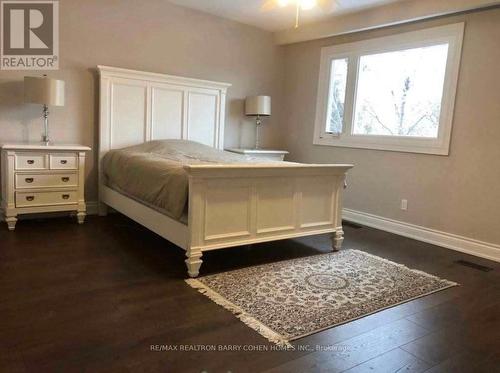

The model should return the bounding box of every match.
[102,140,282,221]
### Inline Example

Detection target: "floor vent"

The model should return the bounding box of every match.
[455,260,493,272]
[343,221,363,229]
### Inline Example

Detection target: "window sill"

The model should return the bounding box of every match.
[313,136,450,156]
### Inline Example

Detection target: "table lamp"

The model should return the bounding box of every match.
[245,95,271,149]
[24,75,65,145]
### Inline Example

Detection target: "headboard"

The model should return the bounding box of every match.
[98,65,231,156]
[97,65,231,213]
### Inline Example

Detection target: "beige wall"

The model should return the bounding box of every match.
[0,0,285,201]
[282,8,500,245]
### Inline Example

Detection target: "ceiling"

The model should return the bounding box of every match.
[167,0,406,32]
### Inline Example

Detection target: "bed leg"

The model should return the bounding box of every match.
[332,229,344,252]
[185,248,203,278]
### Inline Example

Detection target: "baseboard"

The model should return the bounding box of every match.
[343,208,500,263]
[86,201,99,215]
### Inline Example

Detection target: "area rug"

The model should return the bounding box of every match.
[185,249,457,346]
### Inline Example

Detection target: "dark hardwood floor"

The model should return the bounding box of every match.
[0,214,498,373]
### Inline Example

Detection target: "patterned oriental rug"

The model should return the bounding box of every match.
[186,249,457,346]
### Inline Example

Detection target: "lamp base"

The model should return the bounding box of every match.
[255,115,261,150]
[41,104,50,145]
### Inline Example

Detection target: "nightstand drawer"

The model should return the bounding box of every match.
[15,153,47,170]
[16,190,78,208]
[49,153,78,170]
[15,173,78,189]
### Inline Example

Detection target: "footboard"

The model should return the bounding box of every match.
[184,163,353,276]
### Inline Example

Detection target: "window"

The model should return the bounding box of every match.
[314,24,464,155]
[326,58,348,134]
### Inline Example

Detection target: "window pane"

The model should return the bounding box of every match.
[326,58,348,134]
[353,44,449,138]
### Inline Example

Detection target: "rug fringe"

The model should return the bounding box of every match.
[185,278,292,348]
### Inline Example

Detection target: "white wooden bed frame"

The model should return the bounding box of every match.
[98,65,353,277]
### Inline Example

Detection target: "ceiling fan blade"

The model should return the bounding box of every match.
[261,0,279,12]
[317,0,339,12]
[261,0,337,13]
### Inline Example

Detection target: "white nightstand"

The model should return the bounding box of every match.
[225,148,289,161]
[1,143,91,230]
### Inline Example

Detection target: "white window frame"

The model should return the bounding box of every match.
[313,23,464,155]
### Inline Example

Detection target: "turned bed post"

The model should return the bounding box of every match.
[331,174,348,252]
[332,229,344,252]
[185,248,203,278]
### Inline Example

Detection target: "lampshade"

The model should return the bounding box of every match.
[24,76,65,106]
[245,96,271,117]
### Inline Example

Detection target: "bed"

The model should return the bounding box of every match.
[98,65,353,277]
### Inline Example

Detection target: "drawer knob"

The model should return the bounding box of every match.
[61,177,70,182]
[25,178,34,183]
[62,194,70,200]
[60,160,68,164]
[27,160,34,164]
[26,196,35,201]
